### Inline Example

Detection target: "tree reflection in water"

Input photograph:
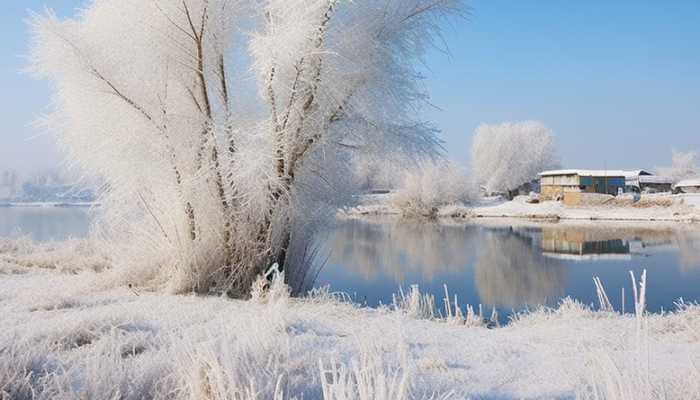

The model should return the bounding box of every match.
[326,217,478,283]
[674,229,700,272]
[473,228,566,309]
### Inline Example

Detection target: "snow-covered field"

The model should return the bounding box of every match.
[2,238,700,399]
[343,193,700,223]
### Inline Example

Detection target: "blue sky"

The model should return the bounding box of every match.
[1,0,699,173]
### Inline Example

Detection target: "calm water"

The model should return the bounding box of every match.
[2,207,700,320]
[0,206,91,241]
[316,218,700,320]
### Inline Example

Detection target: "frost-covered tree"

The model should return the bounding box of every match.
[30,0,462,296]
[351,154,403,192]
[0,169,20,200]
[656,150,699,183]
[392,160,472,216]
[471,121,559,196]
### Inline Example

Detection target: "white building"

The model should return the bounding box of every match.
[674,179,700,194]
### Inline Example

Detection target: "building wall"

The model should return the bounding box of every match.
[640,183,673,193]
[580,176,625,195]
[541,185,580,200]
[541,175,579,186]
[678,186,700,194]
[540,174,580,200]
[541,174,629,199]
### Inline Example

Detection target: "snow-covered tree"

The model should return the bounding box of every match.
[30,0,462,296]
[656,150,699,183]
[0,169,20,200]
[351,154,403,192]
[470,121,559,196]
[392,160,472,216]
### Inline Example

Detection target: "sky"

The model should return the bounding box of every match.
[1,0,699,173]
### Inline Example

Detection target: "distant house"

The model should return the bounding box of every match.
[674,179,700,194]
[624,171,674,194]
[539,170,628,200]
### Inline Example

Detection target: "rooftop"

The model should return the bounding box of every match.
[675,178,700,187]
[540,169,656,178]
[539,169,640,177]
[636,175,674,184]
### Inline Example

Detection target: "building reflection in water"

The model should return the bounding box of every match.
[540,228,631,261]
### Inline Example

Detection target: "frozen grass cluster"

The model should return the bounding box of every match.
[392,161,473,217]
[0,236,109,275]
[2,239,700,399]
[0,269,436,400]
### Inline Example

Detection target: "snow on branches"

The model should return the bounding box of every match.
[30,0,463,296]
[656,150,699,183]
[471,121,559,196]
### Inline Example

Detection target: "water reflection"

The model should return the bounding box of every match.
[473,228,566,308]
[538,224,700,269]
[327,218,477,283]
[676,234,700,272]
[319,218,700,315]
[542,230,631,261]
[2,207,700,316]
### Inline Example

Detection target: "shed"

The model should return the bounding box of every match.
[674,179,700,194]
[539,170,627,200]
[626,175,674,193]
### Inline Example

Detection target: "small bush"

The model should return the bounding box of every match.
[392,161,473,217]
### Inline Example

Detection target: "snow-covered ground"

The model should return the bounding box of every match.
[343,193,700,223]
[2,239,700,399]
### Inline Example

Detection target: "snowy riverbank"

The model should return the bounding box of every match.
[342,193,700,223]
[2,239,700,399]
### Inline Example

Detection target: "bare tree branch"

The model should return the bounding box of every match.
[219,54,230,111]
[152,0,197,41]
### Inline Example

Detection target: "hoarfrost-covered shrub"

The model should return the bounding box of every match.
[392,285,436,319]
[392,161,472,217]
[471,121,559,195]
[319,352,410,400]
[656,149,699,183]
[30,0,464,296]
[351,154,404,192]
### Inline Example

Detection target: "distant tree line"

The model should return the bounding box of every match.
[0,169,94,203]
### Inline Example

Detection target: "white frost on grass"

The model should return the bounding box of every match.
[0,236,110,275]
[2,241,700,399]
